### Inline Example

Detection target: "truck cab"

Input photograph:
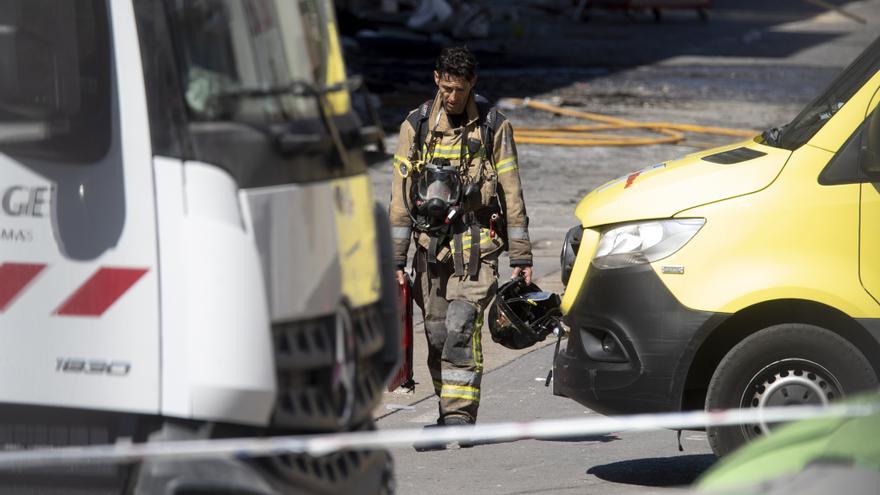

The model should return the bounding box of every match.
[0,1,398,492]
[555,36,880,457]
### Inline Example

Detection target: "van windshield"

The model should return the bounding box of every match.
[0,0,111,164]
[771,36,880,150]
[166,0,331,123]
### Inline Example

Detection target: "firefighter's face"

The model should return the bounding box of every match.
[434,72,476,115]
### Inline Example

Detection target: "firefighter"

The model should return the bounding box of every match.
[389,46,533,431]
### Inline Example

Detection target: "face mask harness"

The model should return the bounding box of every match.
[415,159,461,226]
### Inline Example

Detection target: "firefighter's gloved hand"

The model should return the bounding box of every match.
[396,269,409,286]
[511,266,532,285]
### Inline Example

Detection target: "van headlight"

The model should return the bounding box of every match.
[592,219,705,270]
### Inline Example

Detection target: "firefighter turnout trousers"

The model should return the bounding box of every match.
[413,249,499,423]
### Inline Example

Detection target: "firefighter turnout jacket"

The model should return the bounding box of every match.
[390,92,532,270]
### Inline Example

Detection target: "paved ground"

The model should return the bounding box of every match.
[363,1,880,492]
[381,345,715,495]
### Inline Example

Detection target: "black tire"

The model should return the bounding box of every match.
[705,324,877,457]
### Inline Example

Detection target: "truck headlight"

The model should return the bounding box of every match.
[592,218,705,270]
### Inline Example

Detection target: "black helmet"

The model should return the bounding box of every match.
[489,276,562,350]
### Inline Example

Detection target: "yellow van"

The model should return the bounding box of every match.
[554,36,880,457]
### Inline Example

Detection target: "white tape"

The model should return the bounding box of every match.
[0,402,875,468]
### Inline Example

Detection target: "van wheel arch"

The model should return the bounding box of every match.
[680,299,880,412]
[705,323,877,456]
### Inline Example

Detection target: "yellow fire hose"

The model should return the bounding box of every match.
[503,98,758,148]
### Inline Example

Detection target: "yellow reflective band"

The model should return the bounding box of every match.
[435,153,474,159]
[459,235,490,249]
[449,231,492,254]
[441,384,480,393]
[470,230,491,241]
[440,393,480,403]
[423,151,475,160]
[496,157,518,175]
[440,385,480,402]
[495,156,516,169]
[473,313,484,373]
[423,142,472,152]
[421,143,477,160]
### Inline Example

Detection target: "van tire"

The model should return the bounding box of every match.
[705,323,877,457]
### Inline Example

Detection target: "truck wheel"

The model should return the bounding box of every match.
[705,324,877,457]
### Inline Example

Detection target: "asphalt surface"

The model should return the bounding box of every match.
[366,1,880,493]
[380,345,715,495]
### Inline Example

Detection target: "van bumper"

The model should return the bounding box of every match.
[554,263,727,415]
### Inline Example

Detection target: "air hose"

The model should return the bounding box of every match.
[502,98,758,148]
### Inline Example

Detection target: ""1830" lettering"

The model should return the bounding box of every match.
[56,358,131,376]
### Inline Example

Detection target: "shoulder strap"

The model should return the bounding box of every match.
[474,94,506,165]
[406,99,433,159]
[407,95,508,162]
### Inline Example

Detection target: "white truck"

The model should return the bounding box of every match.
[0,1,399,493]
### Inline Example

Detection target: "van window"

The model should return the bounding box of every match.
[818,106,880,185]
[0,0,111,164]
[863,105,880,176]
[167,0,322,123]
[818,117,866,185]
[775,36,880,150]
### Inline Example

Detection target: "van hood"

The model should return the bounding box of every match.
[575,140,791,228]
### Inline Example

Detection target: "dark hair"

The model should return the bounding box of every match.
[435,46,477,81]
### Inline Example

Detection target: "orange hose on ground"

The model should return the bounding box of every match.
[505,98,758,148]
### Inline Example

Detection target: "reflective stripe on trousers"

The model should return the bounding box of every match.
[415,250,497,422]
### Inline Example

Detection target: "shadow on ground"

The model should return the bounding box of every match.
[538,433,620,443]
[448,433,619,449]
[587,454,717,487]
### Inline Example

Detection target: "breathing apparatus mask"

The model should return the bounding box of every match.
[414,159,464,225]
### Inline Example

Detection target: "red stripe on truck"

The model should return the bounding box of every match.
[54,268,148,317]
[0,263,46,312]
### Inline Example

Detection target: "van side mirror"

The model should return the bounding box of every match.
[861,107,880,181]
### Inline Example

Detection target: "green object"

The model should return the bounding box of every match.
[697,396,880,491]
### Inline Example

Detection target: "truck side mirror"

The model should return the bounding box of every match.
[861,106,880,181]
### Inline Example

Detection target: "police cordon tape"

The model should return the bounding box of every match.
[0,402,877,468]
